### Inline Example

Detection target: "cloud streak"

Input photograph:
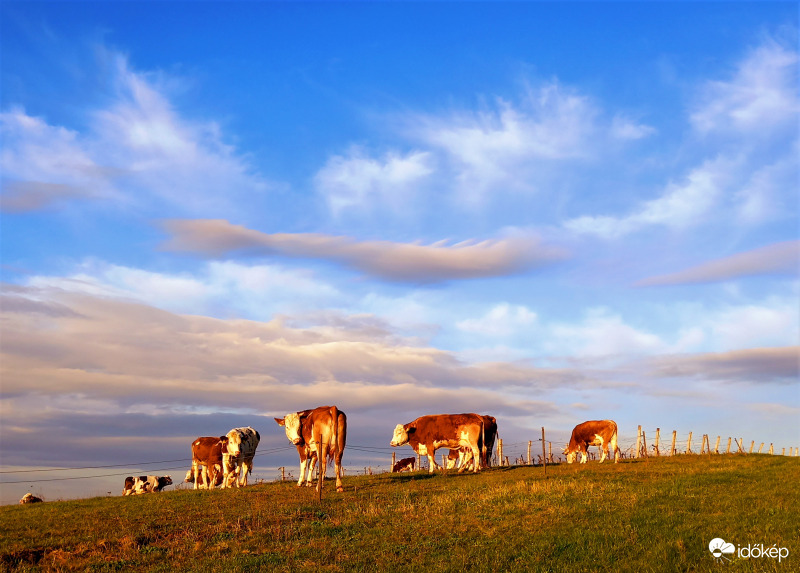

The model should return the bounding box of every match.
[636,240,800,286]
[160,219,568,283]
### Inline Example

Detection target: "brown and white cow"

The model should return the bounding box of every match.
[390,413,485,473]
[444,414,498,470]
[123,475,173,495]
[392,456,416,473]
[564,420,620,464]
[184,436,225,490]
[19,493,43,504]
[275,406,347,498]
[220,427,260,488]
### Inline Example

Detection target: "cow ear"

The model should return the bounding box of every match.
[255,431,261,441]
[407,427,416,435]
[274,418,285,426]
[219,435,227,441]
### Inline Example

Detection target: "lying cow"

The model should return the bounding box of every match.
[275,406,347,498]
[122,475,173,495]
[390,413,485,473]
[220,427,260,488]
[392,456,416,473]
[564,420,621,464]
[184,436,224,490]
[19,493,43,504]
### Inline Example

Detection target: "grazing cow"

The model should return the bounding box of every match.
[19,493,43,504]
[390,413,485,473]
[219,427,260,488]
[564,420,620,464]
[184,436,224,490]
[392,456,416,473]
[123,475,173,495]
[275,406,347,498]
[445,414,498,470]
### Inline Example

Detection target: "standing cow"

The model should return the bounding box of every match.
[564,420,620,464]
[275,406,347,499]
[184,436,224,489]
[220,427,260,488]
[390,413,485,473]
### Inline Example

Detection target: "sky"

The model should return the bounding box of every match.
[1,2,798,505]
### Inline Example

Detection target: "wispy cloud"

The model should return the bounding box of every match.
[160,219,568,283]
[314,146,433,216]
[647,347,799,385]
[691,40,799,135]
[1,53,270,215]
[564,156,735,238]
[636,240,800,286]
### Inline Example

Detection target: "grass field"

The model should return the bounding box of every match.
[1,455,797,572]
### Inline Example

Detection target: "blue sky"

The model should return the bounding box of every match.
[1,2,798,504]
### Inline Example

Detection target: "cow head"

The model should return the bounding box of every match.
[563,446,577,464]
[221,430,244,458]
[160,476,173,487]
[275,413,303,445]
[184,469,195,483]
[390,424,413,447]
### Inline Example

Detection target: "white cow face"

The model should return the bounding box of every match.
[564,449,577,464]
[225,430,243,458]
[390,424,409,447]
[280,413,302,445]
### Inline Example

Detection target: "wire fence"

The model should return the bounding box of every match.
[3,426,798,488]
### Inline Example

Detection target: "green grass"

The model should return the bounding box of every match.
[2,455,798,572]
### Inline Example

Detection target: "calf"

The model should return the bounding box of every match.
[123,475,173,495]
[19,493,43,504]
[185,436,224,489]
[392,456,416,473]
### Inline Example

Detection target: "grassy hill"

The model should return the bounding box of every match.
[1,455,797,572]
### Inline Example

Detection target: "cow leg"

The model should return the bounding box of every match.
[470,444,481,472]
[334,446,344,492]
[238,460,249,487]
[191,461,200,490]
[427,446,438,473]
[580,448,588,464]
[297,457,308,487]
[307,455,317,486]
[317,442,328,499]
[611,436,620,463]
[599,444,609,463]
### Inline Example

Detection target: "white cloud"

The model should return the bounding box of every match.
[314,146,433,216]
[564,156,735,238]
[548,308,664,358]
[691,40,799,135]
[457,303,537,337]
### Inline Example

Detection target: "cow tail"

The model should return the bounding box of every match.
[330,405,339,455]
[480,419,486,469]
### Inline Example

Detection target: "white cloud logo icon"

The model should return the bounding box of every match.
[709,538,736,562]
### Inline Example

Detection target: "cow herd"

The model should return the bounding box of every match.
[117,408,621,500]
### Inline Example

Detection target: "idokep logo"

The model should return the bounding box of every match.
[709,537,790,564]
[709,538,735,563]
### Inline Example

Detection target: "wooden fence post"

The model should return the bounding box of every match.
[548,442,554,464]
[391,452,396,472]
[781,447,785,456]
[671,431,677,456]
[527,441,532,465]
[417,452,422,470]
[541,427,547,476]
[497,439,503,466]
[280,467,285,482]
[758,443,764,454]
[700,434,708,454]
[642,431,648,459]
[714,436,721,454]
[654,428,661,456]
[636,425,642,458]
[736,439,744,454]
[768,443,774,455]
[686,432,693,454]
[749,441,755,454]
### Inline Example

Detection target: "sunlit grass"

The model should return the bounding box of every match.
[2,455,797,572]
